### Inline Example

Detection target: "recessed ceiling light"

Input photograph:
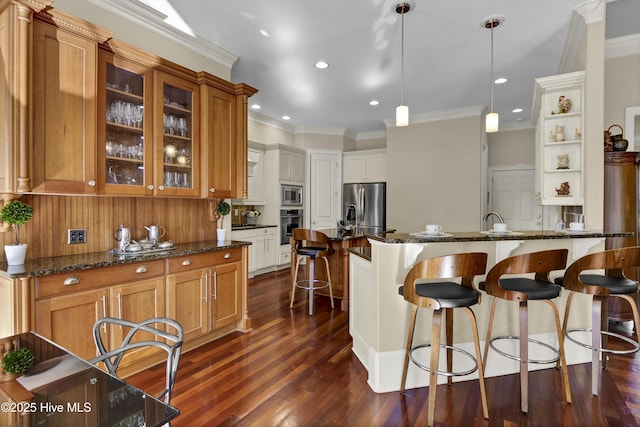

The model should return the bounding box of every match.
[512,108,523,113]
[494,77,508,84]
[251,104,261,110]
[369,100,379,106]
[315,61,329,69]
[259,29,269,37]
[282,115,290,120]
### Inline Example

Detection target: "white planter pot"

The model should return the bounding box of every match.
[216,229,226,242]
[4,244,27,266]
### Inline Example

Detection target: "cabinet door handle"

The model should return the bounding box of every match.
[63,276,80,286]
[101,295,107,333]
[88,180,96,187]
[224,252,233,259]
[209,187,215,193]
[213,271,217,300]
[136,265,149,274]
[147,184,154,190]
[158,185,165,191]
[182,259,192,266]
[204,272,209,303]
[117,292,122,326]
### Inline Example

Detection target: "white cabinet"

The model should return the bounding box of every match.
[343,149,386,183]
[246,147,265,204]
[279,149,305,183]
[231,227,277,274]
[532,71,585,206]
[278,244,292,266]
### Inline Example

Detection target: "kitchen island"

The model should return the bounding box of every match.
[348,230,633,393]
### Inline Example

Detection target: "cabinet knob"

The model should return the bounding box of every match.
[224,252,233,259]
[182,259,192,266]
[158,185,165,191]
[63,276,80,285]
[209,188,216,193]
[147,184,154,190]
[88,180,96,187]
[135,265,149,274]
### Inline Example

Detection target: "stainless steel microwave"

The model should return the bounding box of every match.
[281,184,302,206]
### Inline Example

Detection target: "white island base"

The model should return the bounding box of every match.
[349,235,606,393]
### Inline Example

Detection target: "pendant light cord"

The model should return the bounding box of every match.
[490,22,494,113]
[400,10,405,106]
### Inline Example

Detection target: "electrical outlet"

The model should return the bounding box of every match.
[68,228,87,244]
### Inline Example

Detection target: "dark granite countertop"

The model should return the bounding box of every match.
[231,224,277,231]
[368,230,632,244]
[318,227,393,241]
[0,240,251,279]
[347,247,372,261]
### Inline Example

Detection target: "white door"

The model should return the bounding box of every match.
[491,168,541,230]
[309,151,340,230]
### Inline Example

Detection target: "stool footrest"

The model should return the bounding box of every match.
[409,344,478,377]
[294,279,331,291]
[489,335,560,364]
[565,328,640,355]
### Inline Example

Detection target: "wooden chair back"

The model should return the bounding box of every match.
[561,246,640,296]
[484,249,568,301]
[402,252,488,309]
[292,228,332,256]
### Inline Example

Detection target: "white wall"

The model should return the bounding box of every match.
[487,128,535,167]
[386,113,484,233]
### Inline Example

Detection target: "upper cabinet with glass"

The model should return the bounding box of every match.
[533,71,585,206]
[97,42,200,197]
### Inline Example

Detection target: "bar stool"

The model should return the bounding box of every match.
[482,248,571,413]
[399,252,489,426]
[290,228,334,315]
[555,246,640,396]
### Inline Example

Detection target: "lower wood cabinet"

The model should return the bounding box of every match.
[166,249,243,341]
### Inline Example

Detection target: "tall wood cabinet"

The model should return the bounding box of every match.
[604,151,640,321]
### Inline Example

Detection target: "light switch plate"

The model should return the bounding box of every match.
[68,229,87,244]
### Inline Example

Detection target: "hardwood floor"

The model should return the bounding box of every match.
[128,269,640,426]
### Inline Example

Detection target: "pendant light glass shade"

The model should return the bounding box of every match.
[486,112,499,133]
[396,105,409,127]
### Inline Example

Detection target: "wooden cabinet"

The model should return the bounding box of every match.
[343,149,386,183]
[34,260,165,365]
[533,71,585,206]
[166,249,243,337]
[31,10,111,194]
[279,149,305,183]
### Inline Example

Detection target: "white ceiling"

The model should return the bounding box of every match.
[111,0,635,137]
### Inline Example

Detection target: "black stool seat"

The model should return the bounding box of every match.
[297,246,327,257]
[500,278,562,300]
[398,281,480,309]
[555,274,638,295]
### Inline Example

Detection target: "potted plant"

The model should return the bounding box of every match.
[0,200,33,265]
[242,207,261,225]
[215,200,231,241]
[1,347,35,381]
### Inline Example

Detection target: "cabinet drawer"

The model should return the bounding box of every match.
[35,260,165,299]
[167,248,242,273]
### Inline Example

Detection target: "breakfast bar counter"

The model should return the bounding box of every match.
[348,229,633,393]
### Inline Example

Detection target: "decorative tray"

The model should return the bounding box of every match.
[109,247,176,256]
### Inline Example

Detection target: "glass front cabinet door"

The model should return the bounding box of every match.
[98,50,153,195]
[153,71,200,197]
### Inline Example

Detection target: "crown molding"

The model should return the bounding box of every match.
[248,111,296,133]
[85,0,237,69]
[294,126,355,139]
[605,34,640,59]
[356,130,387,141]
[498,120,535,131]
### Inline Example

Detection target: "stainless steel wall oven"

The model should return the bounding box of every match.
[280,209,303,244]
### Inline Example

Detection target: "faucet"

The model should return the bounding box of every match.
[483,211,504,224]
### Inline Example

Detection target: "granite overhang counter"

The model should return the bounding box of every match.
[349,229,633,394]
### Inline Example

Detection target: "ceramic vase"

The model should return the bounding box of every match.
[216,229,226,242]
[4,244,27,266]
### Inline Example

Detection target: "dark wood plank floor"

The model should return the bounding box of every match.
[128,269,640,426]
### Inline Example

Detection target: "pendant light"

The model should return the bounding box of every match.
[395,2,412,127]
[485,17,501,133]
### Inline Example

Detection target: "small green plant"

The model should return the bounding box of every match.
[216,200,231,229]
[0,200,33,245]
[1,347,35,375]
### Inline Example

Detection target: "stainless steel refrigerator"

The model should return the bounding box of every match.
[343,182,386,231]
